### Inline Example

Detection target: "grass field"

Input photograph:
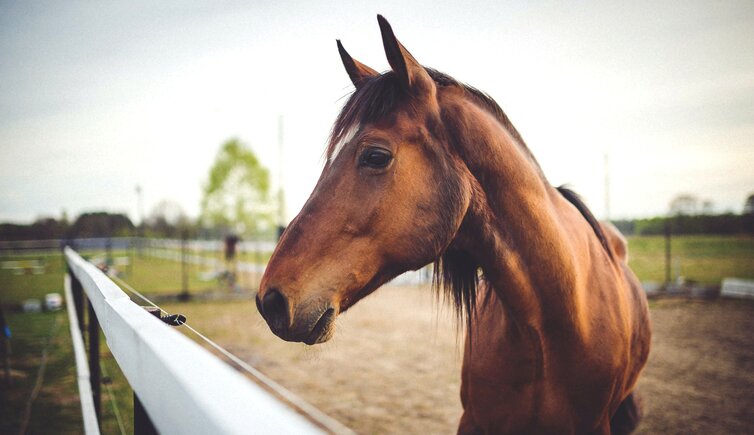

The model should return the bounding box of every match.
[626,235,754,284]
[0,235,752,433]
[0,252,67,303]
[157,247,273,265]
[0,309,134,435]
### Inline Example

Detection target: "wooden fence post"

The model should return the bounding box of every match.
[179,233,190,301]
[69,265,85,333]
[88,301,101,424]
[1,305,11,387]
[134,307,160,435]
[664,218,672,287]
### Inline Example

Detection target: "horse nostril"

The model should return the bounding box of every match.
[261,288,290,331]
[255,293,264,315]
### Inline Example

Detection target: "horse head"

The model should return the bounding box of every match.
[257,16,475,344]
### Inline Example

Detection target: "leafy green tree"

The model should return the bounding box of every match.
[200,138,273,235]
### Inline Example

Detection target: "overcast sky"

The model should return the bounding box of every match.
[1,0,753,225]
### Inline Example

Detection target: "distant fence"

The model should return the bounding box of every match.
[0,237,278,255]
[0,238,134,254]
[3,237,432,288]
[721,278,754,299]
[63,247,338,434]
[145,238,278,254]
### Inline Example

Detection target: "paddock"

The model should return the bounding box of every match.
[163,285,754,434]
[2,239,753,433]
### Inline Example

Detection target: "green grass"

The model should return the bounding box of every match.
[1,311,81,434]
[1,251,135,434]
[627,235,754,284]
[0,250,259,305]
[0,312,133,435]
[125,255,219,294]
[99,346,133,435]
[124,254,263,295]
[0,252,66,304]
[156,248,273,265]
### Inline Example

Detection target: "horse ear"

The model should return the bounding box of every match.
[337,40,378,88]
[377,15,434,95]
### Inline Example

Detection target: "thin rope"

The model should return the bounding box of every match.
[110,275,353,435]
[99,360,127,435]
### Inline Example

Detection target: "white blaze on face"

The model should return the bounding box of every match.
[329,124,360,164]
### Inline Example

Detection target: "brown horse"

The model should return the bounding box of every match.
[257,15,651,434]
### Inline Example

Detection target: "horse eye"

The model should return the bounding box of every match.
[359,148,393,169]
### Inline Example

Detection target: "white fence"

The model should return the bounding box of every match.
[721,278,754,299]
[63,273,100,435]
[145,238,278,254]
[64,247,329,434]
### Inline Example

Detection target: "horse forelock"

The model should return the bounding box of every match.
[327,71,404,161]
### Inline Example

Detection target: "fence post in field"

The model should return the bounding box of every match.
[88,299,102,424]
[106,238,113,268]
[127,238,134,276]
[1,305,11,386]
[664,218,672,287]
[69,265,86,333]
[134,307,161,435]
[180,232,190,301]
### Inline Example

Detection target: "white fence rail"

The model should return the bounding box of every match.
[64,247,325,434]
[721,278,754,299]
[64,274,101,435]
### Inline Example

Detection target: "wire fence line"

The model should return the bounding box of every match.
[98,358,127,435]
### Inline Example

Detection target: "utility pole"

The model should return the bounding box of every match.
[179,229,190,301]
[604,152,611,221]
[664,218,672,288]
[277,115,286,240]
[135,185,145,257]
[135,185,145,227]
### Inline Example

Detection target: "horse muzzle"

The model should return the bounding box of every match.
[256,288,337,345]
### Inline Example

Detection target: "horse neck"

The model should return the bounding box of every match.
[445,97,594,330]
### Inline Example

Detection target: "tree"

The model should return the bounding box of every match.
[69,212,134,238]
[745,193,754,215]
[200,138,273,235]
[146,200,190,238]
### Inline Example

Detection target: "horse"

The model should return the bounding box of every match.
[256,15,651,434]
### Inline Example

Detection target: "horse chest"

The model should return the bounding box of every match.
[460,298,623,434]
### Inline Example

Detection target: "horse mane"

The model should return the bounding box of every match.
[556,186,614,260]
[329,69,537,163]
[329,68,614,322]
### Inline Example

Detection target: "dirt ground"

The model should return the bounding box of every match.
[636,298,754,434]
[168,286,754,434]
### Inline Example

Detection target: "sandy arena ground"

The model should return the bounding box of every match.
[169,286,754,434]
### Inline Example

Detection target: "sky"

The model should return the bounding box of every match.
[1,0,753,225]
